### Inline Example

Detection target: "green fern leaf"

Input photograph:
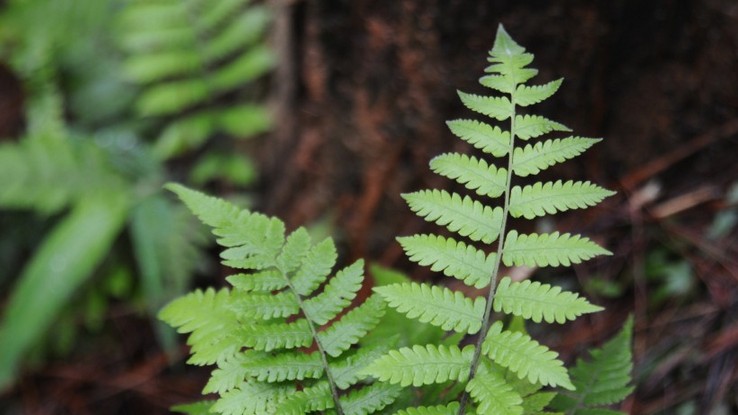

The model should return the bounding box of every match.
[479,74,513,93]
[393,402,461,415]
[503,231,611,267]
[339,382,402,415]
[172,400,215,415]
[244,352,323,382]
[446,119,510,157]
[276,227,312,275]
[457,91,513,120]
[226,270,287,293]
[514,115,571,140]
[319,295,386,357]
[363,344,474,387]
[275,382,334,415]
[552,318,634,413]
[374,283,485,334]
[158,288,240,365]
[430,153,507,198]
[515,79,563,107]
[509,181,615,219]
[242,320,312,351]
[403,190,503,243]
[291,237,337,296]
[482,322,574,390]
[229,291,300,320]
[494,277,603,324]
[203,353,249,394]
[398,234,495,288]
[211,381,295,415]
[332,343,393,390]
[302,260,364,325]
[465,369,524,415]
[512,137,600,177]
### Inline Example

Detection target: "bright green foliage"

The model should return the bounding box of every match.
[160,185,390,414]
[118,0,273,160]
[365,24,629,414]
[494,277,603,324]
[394,402,461,415]
[551,318,634,415]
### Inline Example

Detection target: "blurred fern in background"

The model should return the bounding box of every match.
[0,0,273,388]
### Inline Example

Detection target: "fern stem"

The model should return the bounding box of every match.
[284,279,345,415]
[457,95,518,415]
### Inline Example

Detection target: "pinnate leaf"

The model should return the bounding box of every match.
[503,231,611,267]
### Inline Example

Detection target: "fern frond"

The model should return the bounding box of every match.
[291,237,338,296]
[319,295,386,357]
[276,227,313,275]
[398,234,494,288]
[226,270,287,293]
[403,190,503,243]
[339,382,402,415]
[465,369,524,415]
[446,119,510,157]
[275,382,334,415]
[457,91,512,120]
[203,353,249,394]
[363,344,474,387]
[158,288,240,365]
[509,181,615,219]
[514,79,563,107]
[482,322,574,390]
[211,381,295,415]
[494,277,603,324]
[172,401,215,415]
[503,231,611,267]
[393,402,461,415]
[302,260,364,325]
[552,318,634,413]
[512,137,601,177]
[229,291,300,320]
[244,352,323,382]
[374,283,485,334]
[430,153,507,198]
[332,343,393,390]
[242,320,312,351]
[514,115,571,140]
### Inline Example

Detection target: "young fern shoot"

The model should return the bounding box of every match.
[364,25,623,414]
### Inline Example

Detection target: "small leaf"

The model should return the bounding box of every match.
[514,79,563,107]
[363,344,474,387]
[446,119,510,157]
[503,231,611,267]
[494,277,603,323]
[430,153,508,198]
[514,115,571,140]
[457,91,512,121]
[512,137,601,177]
[509,180,615,219]
[466,369,524,415]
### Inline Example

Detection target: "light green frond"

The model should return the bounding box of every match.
[302,260,364,325]
[172,401,215,415]
[393,402,461,415]
[244,352,323,382]
[482,322,573,390]
[275,382,334,415]
[219,217,285,269]
[446,119,510,157]
[509,180,615,219]
[520,391,557,414]
[276,227,312,275]
[229,291,299,320]
[339,382,402,415]
[512,137,601,177]
[503,231,611,267]
[363,344,474,387]
[318,295,386,357]
[332,343,393,390]
[552,318,633,412]
[158,288,240,364]
[211,381,295,415]
[398,234,495,288]
[479,74,513,94]
[465,370,523,415]
[430,153,507,198]
[514,115,571,140]
[242,320,312,351]
[494,277,603,324]
[403,190,503,244]
[227,270,287,293]
[374,283,485,334]
[514,79,563,107]
[457,91,512,121]
[291,237,337,296]
[203,353,249,394]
